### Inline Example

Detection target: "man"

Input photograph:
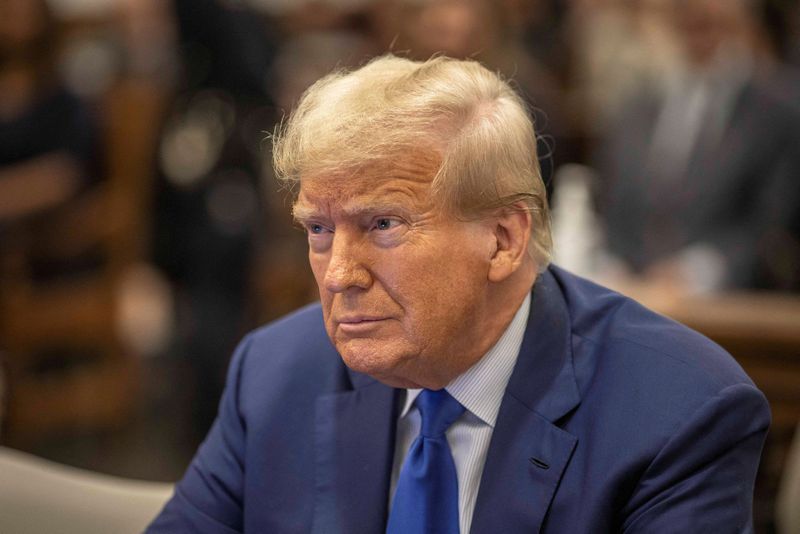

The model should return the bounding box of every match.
[148,55,770,533]
[598,0,800,292]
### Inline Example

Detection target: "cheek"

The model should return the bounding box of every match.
[309,253,333,312]
[390,249,488,327]
[309,252,328,288]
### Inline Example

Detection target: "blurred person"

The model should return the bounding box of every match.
[0,0,99,226]
[0,0,105,295]
[149,55,768,533]
[381,0,568,186]
[389,0,563,106]
[391,0,494,59]
[597,0,800,293]
[152,0,279,443]
[566,0,682,136]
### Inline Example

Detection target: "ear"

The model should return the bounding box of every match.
[488,204,532,283]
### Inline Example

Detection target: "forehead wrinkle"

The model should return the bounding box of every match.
[297,175,435,219]
[341,182,433,214]
[293,181,360,219]
[293,187,363,221]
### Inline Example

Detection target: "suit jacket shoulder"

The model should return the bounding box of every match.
[535,267,770,532]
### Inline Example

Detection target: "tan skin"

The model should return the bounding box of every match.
[293,155,537,390]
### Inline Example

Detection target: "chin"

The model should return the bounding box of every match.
[336,339,418,387]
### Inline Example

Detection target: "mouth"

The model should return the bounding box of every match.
[336,316,390,334]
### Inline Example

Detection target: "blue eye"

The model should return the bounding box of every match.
[374,218,399,231]
[308,223,326,234]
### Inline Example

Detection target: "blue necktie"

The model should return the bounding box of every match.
[387,389,465,534]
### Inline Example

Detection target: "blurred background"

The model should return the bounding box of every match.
[0,0,798,531]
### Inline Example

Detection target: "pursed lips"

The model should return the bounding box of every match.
[335,315,391,334]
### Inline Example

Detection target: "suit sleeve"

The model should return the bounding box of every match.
[621,382,770,533]
[146,335,254,533]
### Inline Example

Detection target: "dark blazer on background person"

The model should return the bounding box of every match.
[599,76,800,290]
[147,266,770,533]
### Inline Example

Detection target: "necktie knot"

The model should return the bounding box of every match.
[417,389,464,438]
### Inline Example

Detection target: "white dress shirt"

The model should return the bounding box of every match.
[389,294,531,534]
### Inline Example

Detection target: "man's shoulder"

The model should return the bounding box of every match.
[535,269,769,533]
[549,266,756,392]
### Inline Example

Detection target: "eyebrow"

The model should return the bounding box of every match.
[292,200,415,223]
[291,203,320,223]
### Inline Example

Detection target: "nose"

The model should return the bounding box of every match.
[323,232,372,294]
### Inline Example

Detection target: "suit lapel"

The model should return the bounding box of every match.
[470,398,578,533]
[312,371,399,534]
[471,269,581,533]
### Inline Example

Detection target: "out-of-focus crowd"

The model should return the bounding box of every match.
[0,0,799,489]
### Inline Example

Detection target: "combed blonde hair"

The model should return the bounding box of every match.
[273,54,552,267]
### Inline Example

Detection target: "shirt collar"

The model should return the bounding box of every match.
[399,293,531,428]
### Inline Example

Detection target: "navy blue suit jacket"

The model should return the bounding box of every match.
[148,266,770,533]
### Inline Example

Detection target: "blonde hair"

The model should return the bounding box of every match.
[273,54,552,267]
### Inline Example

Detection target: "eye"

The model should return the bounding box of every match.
[306,222,330,235]
[373,218,401,231]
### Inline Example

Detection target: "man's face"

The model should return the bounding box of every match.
[294,155,497,389]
